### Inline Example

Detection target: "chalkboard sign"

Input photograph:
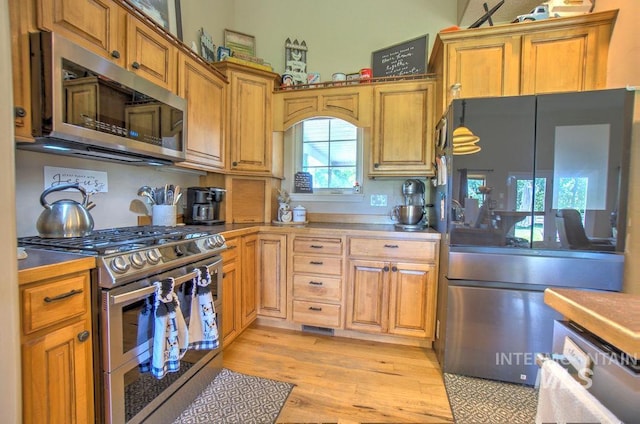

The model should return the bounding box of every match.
[294,172,313,193]
[371,35,429,78]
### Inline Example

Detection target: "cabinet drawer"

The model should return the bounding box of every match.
[292,300,341,328]
[293,237,343,255]
[349,238,438,262]
[293,274,342,302]
[22,273,89,335]
[293,255,342,275]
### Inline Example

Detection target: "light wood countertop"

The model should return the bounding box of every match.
[544,288,640,357]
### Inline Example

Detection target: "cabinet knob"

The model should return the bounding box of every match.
[374,163,380,168]
[391,266,398,272]
[77,330,90,342]
[232,161,238,167]
[131,61,140,69]
[111,50,121,59]
[14,107,26,118]
[383,266,390,272]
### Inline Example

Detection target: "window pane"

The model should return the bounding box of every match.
[303,142,328,167]
[329,140,357,166]
[303,120,329,142]
[299,118,359,190]
[330,120,357,140]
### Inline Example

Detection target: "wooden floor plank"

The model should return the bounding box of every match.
[223,325,454,423]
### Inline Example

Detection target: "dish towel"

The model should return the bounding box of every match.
[535,359,622,424]
[188,266,220,350]
[137,298,154,373]
[151,278,189,379]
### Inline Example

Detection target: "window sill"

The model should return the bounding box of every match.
[290,193,365,203]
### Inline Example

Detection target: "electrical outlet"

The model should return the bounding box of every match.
[370,194,387,207]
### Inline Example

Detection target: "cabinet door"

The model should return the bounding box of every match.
[221,251,239,347]
[370,81,436,176]
[240,234,258,328]
[446,37,520,100]
[126,16,176,91]
[178,54,226,170]
[22,319,94,424]
[388,262,436,338]
[36,0,125,64]
[521,26,605,94]
[257,233,287,318]
[229,71,273,173]
[345,259,388,333]
[9,0,36,141]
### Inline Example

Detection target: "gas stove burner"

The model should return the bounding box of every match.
[19,225,227,287]
[19,225,218,254]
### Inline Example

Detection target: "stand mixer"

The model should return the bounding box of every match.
[392,179,428,230]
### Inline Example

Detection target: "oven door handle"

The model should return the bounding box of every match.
[110,264,217,305]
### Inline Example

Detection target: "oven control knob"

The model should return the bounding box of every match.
[130,252,146,268]
[110,256,130,274]
[146,249,161,265]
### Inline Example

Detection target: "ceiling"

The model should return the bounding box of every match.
[457,0,542,27]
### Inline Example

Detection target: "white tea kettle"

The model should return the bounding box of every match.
[36,183,95,238]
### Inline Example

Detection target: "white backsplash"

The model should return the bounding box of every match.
[15,150,202,237]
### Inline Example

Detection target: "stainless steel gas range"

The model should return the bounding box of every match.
[19,225,227,424]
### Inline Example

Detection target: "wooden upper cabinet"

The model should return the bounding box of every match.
[36,0,125,64]
[213,62,278,174]
[370,80,436,177]
[520,23,610,94]
[177,53,226,170]
[429,10,617,117]
[10,0,37,141]
[126,15,176,91]
[444,36,520,100]
[274,85,373,130]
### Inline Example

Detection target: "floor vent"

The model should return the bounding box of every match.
[301,325,335,336]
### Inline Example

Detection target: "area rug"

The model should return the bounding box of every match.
[444,373,538,424]
[173,368,294,424]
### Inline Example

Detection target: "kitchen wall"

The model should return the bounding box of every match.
[15,150,202,237]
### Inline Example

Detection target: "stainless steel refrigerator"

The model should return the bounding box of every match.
[432,89,634,385]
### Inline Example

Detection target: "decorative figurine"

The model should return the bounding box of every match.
[284,38,308,85]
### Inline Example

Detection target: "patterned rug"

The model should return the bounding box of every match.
[444,373,538,424]
[173,368,294,424]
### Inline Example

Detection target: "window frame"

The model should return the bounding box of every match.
[292,117,364,196]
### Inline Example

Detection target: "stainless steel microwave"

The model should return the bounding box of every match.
[19,31,187,166]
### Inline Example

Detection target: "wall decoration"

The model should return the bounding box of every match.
[217,46,231,61]
[44,166,108,193]
[128,0,183,40]
[371,34,428,77]
[224,29,256,57]
[200,28,216,63]
[284,38,308,85]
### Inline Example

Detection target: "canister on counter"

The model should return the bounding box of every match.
[359,68,372,83]
[293,205,307,222]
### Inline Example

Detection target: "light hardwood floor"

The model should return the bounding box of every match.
[222,325,454,423]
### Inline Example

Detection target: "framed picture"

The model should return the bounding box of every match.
[224,29,256,57]
[128,0,183,40]
[217,46,231,61]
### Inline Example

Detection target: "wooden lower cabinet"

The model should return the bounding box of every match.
[346,237,439,340]
[257,233,287,319]
[20,270,94,424]
[220,237,240,347]
[291,235,344,328]
[240,233,258,328]
[346,259,436,338]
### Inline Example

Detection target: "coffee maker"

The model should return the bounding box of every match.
[184,187,226,225]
